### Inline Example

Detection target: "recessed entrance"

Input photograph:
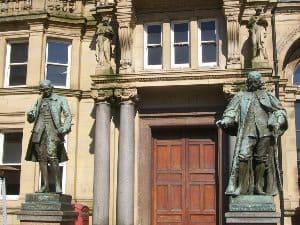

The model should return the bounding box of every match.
[152,128,217,225]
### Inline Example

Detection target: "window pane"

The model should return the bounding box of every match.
[293,65,300,85]
[175,45,189,64]
[48,41,69,64]
[46,64,67,87]
[148,46,162,65]
[147,25,161,45]
[3,133,22,164]
[201,21,216,41]
[10,43,28,63]
[4,166,21,195]
[9,64,27,86]
[295,102,300,129]
[202,43,216,63]
[174,23,188,43]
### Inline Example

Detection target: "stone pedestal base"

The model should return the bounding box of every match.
[17,193,77,225]
[251,58,269,68]
[229,195,276,212]
[226,195,280,224]
[225,212,281,224]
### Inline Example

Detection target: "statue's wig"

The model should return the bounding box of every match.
[39,80,53,89]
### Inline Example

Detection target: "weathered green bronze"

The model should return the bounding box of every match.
[25,80,72,193]
[217,71,287,196]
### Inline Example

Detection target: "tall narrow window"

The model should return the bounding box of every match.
[144,24,162,69]
[293,64,300,85]
[0,131,23,199]
[171,22,190,68]
[45,40,71,88]
[5,42,28,87]
[199,20,217,66]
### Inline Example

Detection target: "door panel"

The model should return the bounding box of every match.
[153,131,216,225]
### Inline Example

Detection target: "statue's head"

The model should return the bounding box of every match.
[246,71,263,91]
[39,80,53,98]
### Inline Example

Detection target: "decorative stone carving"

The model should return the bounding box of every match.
[247,8,269,68]
[91,89,114,103]
[116,0,135,72]
[114,88,138,103]
[223,0,241,68]
[0,0,31,13]
[47,0,76,13]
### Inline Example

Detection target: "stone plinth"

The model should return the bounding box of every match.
[226,195,280,224]
[17,193,78,225]
[229,195,276,212]
[225,212,281,224]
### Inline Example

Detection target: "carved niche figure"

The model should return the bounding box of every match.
[247,9,269,62]
[25,80,72,193]
[95,18,114,67]
[217,71,287,196]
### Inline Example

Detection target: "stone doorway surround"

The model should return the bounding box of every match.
[137,113,226,225]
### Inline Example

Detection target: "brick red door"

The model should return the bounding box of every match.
[152,132,216,225]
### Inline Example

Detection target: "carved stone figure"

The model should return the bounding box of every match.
[95,18,114,67]
[217,71,287,196]
[247,9,269,65]
[25,80,72,193]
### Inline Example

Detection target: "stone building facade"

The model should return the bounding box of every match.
[0,0,299,225]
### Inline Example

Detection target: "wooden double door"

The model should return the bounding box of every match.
[152,129,217,225]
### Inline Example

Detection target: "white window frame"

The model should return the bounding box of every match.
[293,64,300,85]
[198,19,218,67]
[171,21,190,68]
[0,130,23,200]
[45,39,71,89]
[38,135,68,194]
[4,41,28,88]
[144,23,163,70]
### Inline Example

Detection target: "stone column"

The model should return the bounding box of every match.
[92,89,114,225]
[115,88,138,225]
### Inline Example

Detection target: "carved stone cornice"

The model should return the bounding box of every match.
[91,89,114,103]
[114,88,138,103]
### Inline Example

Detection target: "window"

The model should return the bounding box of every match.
[4,42,28,87]
[144,24,162,69]
[171,22,190,68]
[199,20,218,66]
[295,103,300,168]
[45,40,71,88]
[0,131,23,199]
[293,64,300,85]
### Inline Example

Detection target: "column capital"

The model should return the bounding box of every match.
[91,89,114,103]
[114,88,138,103]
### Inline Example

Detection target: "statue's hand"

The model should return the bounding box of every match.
[216,117,233,129]
[57,127,67,135]
[27,111,35,123]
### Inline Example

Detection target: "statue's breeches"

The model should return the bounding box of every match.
[35,131,60,162]
[239,136,272,163]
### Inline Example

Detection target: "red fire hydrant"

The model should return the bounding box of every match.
[74,204,89,225]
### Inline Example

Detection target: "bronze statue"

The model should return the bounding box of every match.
[25,80,72,193]
[217,71,287,196]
